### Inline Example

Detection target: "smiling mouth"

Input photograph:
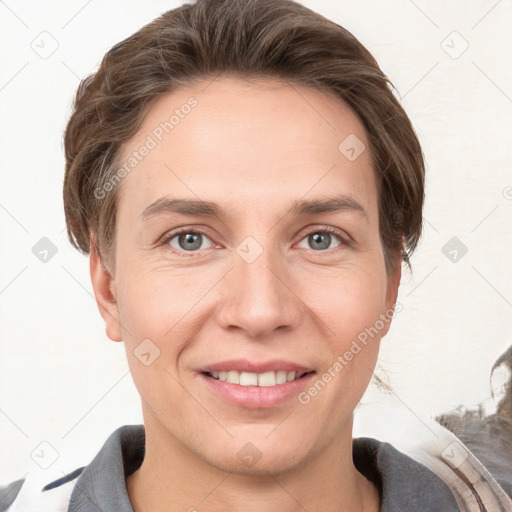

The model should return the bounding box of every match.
[203,370,314,386]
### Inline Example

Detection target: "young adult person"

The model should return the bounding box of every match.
[2,0,509,510]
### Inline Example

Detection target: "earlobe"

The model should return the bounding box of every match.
[89,242,123,342]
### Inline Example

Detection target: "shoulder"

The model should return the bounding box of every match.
[354,430,512,511]
[353,437,460,511]
[354,388,512,511]
[0,467,84,512]
[1,424,144,512]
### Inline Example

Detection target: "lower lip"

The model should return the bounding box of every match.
[199,372,316,409]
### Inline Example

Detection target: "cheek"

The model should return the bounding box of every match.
[113,268,195,412]
[114,262,221,347]
[309,266,388,340]
[116,256,389,340]
[309,272,387,401]
[308,271,386,399]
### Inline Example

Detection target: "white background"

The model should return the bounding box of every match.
[1,0,511,484]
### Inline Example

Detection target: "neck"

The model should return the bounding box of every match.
[127,411,379,512]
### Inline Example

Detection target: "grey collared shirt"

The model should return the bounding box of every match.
[1,424,459,511]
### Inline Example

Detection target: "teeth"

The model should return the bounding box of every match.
[211,370,306,386]
[258,371,276,386]
[227,370,240,384]
[240,371,258,386]
[276,370,288,384]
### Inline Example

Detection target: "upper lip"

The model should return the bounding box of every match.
[200,358,314,374]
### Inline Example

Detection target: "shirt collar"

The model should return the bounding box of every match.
[69,424,144,512]
[353,437,459,511]
[69,425,458,511]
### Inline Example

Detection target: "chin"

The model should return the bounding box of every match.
[213,448,308,477]
[193,431,312,476]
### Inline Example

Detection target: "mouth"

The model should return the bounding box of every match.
[199,368,317,409]
[197,358,317,408]
[202,369,314,387]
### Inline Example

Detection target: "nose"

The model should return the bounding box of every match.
[216,242,303,338]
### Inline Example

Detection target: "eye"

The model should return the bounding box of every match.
[296,227,347,252]
[163,228,215,254]
[159,225,349,256]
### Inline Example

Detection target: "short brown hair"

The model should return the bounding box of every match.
[63,0,424,273]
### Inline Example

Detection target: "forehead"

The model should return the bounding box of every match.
[116,76,377,219]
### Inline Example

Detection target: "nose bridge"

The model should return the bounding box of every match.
[217,236,302,336]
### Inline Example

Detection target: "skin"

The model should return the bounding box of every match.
[90,76,401,512]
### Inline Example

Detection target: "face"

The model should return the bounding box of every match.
[91,76,400,475]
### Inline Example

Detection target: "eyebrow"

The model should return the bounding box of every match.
[141,194,367,221]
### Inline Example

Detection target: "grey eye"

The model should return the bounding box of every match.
[308,232,332,250]
[170,232,211,251]
[297,230,342,252]
[182,233,202,250]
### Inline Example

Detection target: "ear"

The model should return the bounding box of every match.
[89,239,123,342]
[381,256,402,338]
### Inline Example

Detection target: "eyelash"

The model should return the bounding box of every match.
[159,225,350,257]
